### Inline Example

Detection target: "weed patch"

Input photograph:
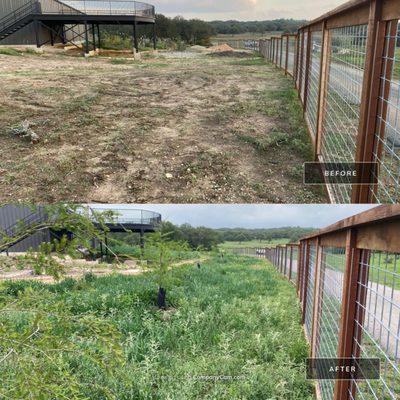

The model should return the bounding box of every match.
[0,255,313,399]
[0,48,21,56]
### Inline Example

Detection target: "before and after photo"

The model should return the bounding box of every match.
[0,0,399,399]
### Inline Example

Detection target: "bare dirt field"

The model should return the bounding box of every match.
[0,50,327,203]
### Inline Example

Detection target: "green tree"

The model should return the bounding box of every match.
[143,232,189,309]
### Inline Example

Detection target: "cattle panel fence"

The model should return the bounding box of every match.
[226,205,400,400]
[258,0,400,204]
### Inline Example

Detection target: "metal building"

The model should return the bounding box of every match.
[0,0,156,53]
[0,204,51,252]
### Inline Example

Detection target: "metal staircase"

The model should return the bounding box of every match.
[0,1,39,42]
[0,209,48,253]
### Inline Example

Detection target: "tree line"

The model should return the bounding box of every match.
[209,19,308,35]
[102,15,307,47]
[110,223,315,251]
[152,223,315,250]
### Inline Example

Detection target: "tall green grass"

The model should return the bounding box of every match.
[0,255,313,399]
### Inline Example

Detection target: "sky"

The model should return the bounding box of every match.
[152,0,345,21]
[89,204,376,229]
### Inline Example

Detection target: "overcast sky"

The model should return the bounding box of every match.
[153,0,344,21]
[89,204,376,229]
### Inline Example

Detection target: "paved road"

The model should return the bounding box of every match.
[309,54,400,147]
[324,267,400,360]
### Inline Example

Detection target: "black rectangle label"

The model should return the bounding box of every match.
[304,162,378,185]
[306,358,380,380]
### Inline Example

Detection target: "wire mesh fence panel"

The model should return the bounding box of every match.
[320,25,368,203]
[288,35,296,76]
[290,246,299,284]
[305,244,317,340]
[300,30,309,104]
[370,20,400,204]
[300,242,308,301]
[276,38,281,66]
[296,31,303,88]
[349,250,400,400]
[306,30,323,138]
[316,247,346,400]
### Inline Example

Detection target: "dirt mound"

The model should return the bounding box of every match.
[208,43,235,53]
[208,51,252,58]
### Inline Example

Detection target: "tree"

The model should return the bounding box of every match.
[142,232,189,309]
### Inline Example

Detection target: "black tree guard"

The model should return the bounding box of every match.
[157,286,167,309]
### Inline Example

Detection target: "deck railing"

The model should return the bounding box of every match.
[40,0,155,18]
[259,0,400,204]
[87,207,162,226]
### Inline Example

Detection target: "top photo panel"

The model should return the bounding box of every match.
[0,0,399,204]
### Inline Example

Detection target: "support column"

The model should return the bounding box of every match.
[152,23,157,50]
[61,24,66,45]
[84,21,90,56]
[133,20,139,53]
[50,27,54,46]
[92,24,96,51]
[97,24,101,49]
[34,19,41,48]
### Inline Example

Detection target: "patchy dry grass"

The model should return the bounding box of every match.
[0,51,327,203]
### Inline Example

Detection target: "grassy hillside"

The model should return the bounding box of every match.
[0,255,313,399]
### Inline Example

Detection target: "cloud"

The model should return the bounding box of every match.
[152,0,344,21]
[155,0,258,14]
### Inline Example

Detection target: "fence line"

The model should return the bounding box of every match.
[226,205,400,400]
[258,0,400,204]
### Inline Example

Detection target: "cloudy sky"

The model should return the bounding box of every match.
[153,0,344,21]
[90,204,376,229]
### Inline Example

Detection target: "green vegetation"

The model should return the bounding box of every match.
[0,255,313,399]
[219,239,291,249]
[143,232,190,309]
[229,57,266,66]
[209,19,307,35]
[261,83,315,159]
[0,48,21,56]
[101,15,306,49]
[323,250,400,290]
[217,227,315,243]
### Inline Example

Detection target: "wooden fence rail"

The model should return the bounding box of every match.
[258,0,400,204]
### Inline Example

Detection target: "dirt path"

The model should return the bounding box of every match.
[0,256,210,284]
[0,51,327,203]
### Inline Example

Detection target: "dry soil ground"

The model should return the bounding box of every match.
[0,254,209,283]
[0,50,327,203]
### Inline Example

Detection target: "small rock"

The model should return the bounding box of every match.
[165,173,173,179]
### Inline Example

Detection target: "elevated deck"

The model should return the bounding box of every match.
[0,0,156,52]
[88,208,161,233]
[37,0,156,24]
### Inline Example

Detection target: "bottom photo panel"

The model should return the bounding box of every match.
[0,203,399,400]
